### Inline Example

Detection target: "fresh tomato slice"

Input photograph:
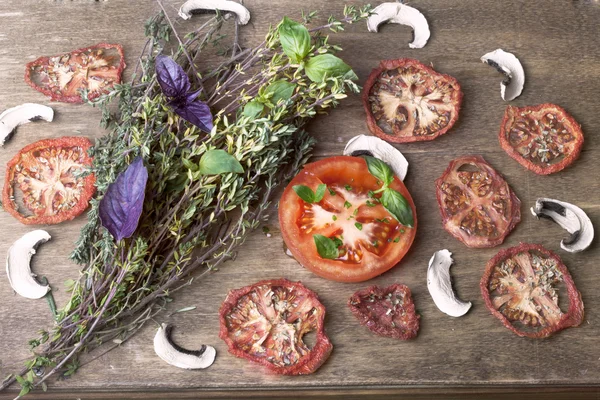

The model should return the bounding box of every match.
[480,243,584,338]
[3,137,96,225]
[499,103,584,175]
[25,43,125,103]
[219,279,332,375]
[279,156,417,283]
[435,155,521,248]
[362,58,463,143]
[348,284,419,340]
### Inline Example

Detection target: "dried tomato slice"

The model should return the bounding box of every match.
[348,284,419,340]
[3,137,96,225]
[499,104,584,175]
[362,58,463,143]
[435,155,521,248]
[480,243,584,338]
[219,279,332,375]
[25,43,125,103]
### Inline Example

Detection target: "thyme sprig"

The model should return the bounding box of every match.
[1,2,372,396]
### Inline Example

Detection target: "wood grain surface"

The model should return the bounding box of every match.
[1,0,600,398]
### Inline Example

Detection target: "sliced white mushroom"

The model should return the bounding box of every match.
[0,103,54,146]
[153,323,216,369]
[178,0,251,25]
[531,198,594,253]
[427,249,472,317]
[481,49,525,101]
[6,230,51,299]
[367,2,430,49]
[344,134,409,181]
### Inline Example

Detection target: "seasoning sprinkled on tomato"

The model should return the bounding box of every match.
[279,156,417,283]
[435,155,521,248]
[25,43,126,103]
[362,58,462,143]
[219,279,332,375]
[348,284,419,340]
[3,137,95,225]
[499,104,584,175]
[480,243,584,338]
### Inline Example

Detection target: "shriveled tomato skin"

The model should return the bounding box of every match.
[362,58,463,143]
[219,279,333,375]
[499,104,584,175]
[24,43,126,103]
[348,284,419,340]
[279,156,417,283]
[3,137,96,225]
[480,243,584,339]
[435,155,521,248]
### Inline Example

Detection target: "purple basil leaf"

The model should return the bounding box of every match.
[155,55,190,98]
[186,88,202,103]
[99,157,149,242]
[172,100,214,133]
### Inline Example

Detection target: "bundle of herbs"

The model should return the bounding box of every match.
[1,2,371,396]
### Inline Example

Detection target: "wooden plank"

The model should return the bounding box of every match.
[0,0,600,397]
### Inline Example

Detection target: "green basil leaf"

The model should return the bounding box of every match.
[292,184,315,203]
[305,54,357,83]
[198,149,244,175]
[265,80,296,105]
[380,188,414,227]
[242,100,264,118]
[278,17,311,63]
[314,183,326,202]
[364,156,394,186]
[313,234,339,259]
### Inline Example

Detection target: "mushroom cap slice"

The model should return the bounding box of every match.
[0,104,54,146]
[178,0,251,25]
[343,134,409,181]
[153,323,216,369]
[531,198,594,253]
[367,2,430,49]
[6,230,51,299]
[481,49,525,101]
[427,249,472,317]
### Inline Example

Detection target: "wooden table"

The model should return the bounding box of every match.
[1,0,599,398]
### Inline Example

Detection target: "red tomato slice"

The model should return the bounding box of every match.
[279,156,417,283]
[499,104,584,175]
[3,137,96,225]
[24,43,125,103]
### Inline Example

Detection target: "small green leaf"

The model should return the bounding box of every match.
[332,237,343,247]
[198,149,244,175]
[344,201,352,209]
[265,80,296,105]
[313,234,339,259]
[242,100,264,118]
[19,386,31,397]
[293,185,315,203]
[328,188,336,196]
[305,54,357,83]
[355,222,363,230]
[278,17,311,63]
[364,156,394,186]
[393,237,400,243]
[314,184,326,202]
[332,215,337,221]
[380,188,414,227]
[344,184,352,191]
